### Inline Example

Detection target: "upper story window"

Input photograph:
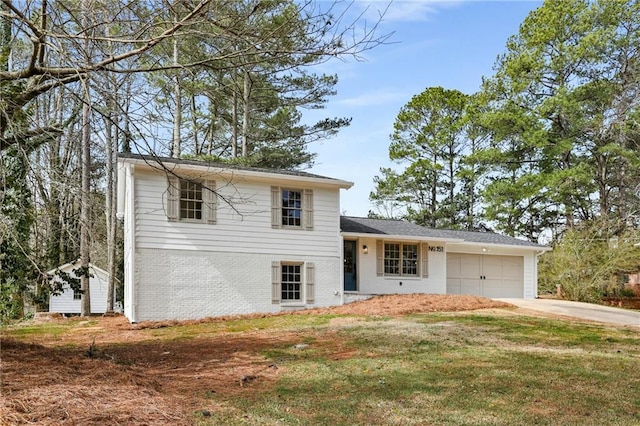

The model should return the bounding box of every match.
[282,190,302,227]
[377,240,429,278]
[180,180,203,220]
[271,186,313,230]
[166,176,217,224]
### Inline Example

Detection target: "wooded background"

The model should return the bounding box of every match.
[1,0,639,320]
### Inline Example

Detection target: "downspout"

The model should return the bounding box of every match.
[126,164,137,322]
[339,233,345,306]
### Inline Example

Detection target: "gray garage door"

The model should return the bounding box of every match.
[446,253,524,298]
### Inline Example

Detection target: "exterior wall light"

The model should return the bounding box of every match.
[362,245,368,254]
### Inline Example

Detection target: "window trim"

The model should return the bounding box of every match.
[271,186,313,230]
[376,240,429,278]
[281,189,303,228]
[271,261,315,305]
[179,179,204,222]
[280,262,303,302]
[167,176,216,224]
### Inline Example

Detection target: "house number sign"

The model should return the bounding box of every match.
[428,246,444,252]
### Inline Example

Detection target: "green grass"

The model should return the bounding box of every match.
[3,320,99,339]
[199,314,640,425]
[146,314,339,339]
[5,311,640,425]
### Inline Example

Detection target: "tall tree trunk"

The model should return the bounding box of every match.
[80,0,91,317]
[80,79,92,317]
[0,1,10,72]
[102,26,119,313]
[122,82,132,153]
[242,69,251,157]
[430,151,437,228]
[448,144,455,226]
[170,11,181,158]
[232,88,238,157]
[104,80,117,313]
[191,93,199,154]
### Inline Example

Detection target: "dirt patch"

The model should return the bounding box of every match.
[133,294,513,330]
[1,294,511,425]
[306,293,511,316]
[601,297,640,310]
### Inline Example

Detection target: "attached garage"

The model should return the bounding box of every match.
[340,217,550,300]
[446,253,524,298]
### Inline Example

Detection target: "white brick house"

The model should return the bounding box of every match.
[118,154,549,323]
[117,154,352,322]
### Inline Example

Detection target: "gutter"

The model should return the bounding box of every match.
[340,232,464,243]
[446,240,552,252]
[119,154,354,190]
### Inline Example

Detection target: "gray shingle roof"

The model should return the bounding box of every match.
[118,152,349,183]
[340,216,546,248]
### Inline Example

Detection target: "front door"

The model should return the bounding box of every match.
[343,240,357,291]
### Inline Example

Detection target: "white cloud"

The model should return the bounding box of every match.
[356,0,462,23]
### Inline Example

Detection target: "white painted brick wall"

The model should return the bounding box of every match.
[133,248,342,321]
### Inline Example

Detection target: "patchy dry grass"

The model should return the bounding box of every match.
[198,314,640,425]
[2,295,640,425]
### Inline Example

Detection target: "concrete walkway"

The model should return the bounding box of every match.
[495,298,640,328]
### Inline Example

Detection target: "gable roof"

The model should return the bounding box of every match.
[118,153,353,188]
[46,260,110,277]
[340,216,548,249]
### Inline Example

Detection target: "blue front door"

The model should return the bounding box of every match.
[343,240,357,291]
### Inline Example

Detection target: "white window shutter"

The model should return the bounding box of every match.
[271,186,281,229]
[303,189,313,230]
[306,262,315,304]
[166,176,179,221]
[376,240,383,276]
[204,179,217,224]
[421,242,429,278]
[271,261,281,304]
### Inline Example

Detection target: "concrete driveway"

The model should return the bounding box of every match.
[496,298,640,328]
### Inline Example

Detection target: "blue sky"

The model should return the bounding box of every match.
[306,0,542,217]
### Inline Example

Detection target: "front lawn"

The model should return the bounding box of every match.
[2,299,639,425]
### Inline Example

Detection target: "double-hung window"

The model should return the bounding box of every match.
[271,186,313,230]
[166,176,217,224]
[281,264,302,301]
[377,240,428,278]
[282,190,302,227]
[179,180,203,220]
[272,261,315,305]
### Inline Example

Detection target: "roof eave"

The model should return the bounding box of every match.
[446,240,552,251]
[341,232,464,243]
[119,155,354,189]
[46,260,110,276]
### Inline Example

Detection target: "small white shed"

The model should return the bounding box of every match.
[48,261,110,314]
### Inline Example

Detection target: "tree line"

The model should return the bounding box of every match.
[0,0,389,320]
[370,0,640,300]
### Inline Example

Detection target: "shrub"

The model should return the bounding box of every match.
[539,221,640,303]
